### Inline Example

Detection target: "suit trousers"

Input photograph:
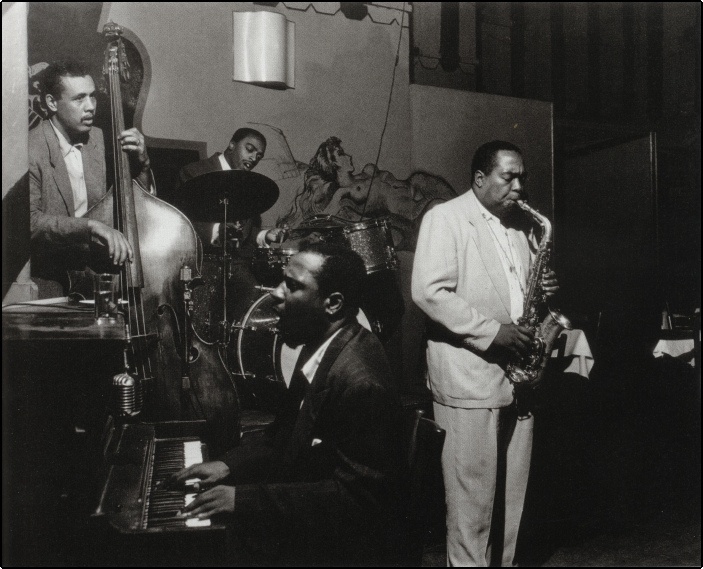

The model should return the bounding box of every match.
[434,402,533,567]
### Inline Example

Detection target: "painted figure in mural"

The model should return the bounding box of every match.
[278,136,456,250]
[412,141,559,567]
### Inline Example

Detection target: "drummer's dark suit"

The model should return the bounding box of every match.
[218,321,407,566]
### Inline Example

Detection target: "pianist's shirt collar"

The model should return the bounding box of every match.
[300,328,343,384]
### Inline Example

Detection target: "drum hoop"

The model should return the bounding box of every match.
[236,293,282,383]
[342,216,389,233]
[275,248,299,256]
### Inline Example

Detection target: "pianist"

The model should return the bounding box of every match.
[166,242,405,565]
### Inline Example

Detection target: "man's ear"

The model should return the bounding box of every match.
[474,170,484,188]
[45,93,58,114]
[324,292,344,316]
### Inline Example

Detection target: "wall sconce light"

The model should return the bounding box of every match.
[233,11,295,89]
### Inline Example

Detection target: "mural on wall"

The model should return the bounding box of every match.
[268,134,457,252]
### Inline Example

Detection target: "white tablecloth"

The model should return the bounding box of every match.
[551,328,594,379]
[653,338,695,366]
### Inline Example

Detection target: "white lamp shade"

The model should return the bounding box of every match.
[233,11,295,89]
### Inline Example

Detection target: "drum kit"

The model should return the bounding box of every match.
[176,170,398,411]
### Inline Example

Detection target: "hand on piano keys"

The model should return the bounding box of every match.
[159,457,231,491]
[181,484,236,519]
[147,439,215,528]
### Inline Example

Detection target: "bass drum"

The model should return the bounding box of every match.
[232,292,287,412]
[191,253,262,346]
[233,293,373,412]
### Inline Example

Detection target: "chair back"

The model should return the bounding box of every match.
[402,409,446,566]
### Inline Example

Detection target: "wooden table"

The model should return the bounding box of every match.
[3,299,127,342]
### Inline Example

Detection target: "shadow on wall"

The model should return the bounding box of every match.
[2,173,30,298]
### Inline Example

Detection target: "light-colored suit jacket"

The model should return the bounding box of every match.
[411,190,533,408]
[29,120,108,296]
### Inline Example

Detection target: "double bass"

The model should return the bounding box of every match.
[86,22,240,455]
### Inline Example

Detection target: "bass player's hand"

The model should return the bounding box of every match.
[87,219,133,265]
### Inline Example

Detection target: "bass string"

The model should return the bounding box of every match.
[108,43,152,382]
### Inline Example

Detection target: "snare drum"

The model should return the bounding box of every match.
[232,293,373,411]
[342,217,398,273]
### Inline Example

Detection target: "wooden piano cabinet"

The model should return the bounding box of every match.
[3,305,127,565]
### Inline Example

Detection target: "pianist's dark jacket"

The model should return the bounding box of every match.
[219,321,407,565]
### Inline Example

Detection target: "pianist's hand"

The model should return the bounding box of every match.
[164,460,230,490]
[183,485,235,518]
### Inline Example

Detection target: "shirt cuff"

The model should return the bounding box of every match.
[211,223,221,246]
[256,229,269,248]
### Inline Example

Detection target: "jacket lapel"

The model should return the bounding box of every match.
[284,322,361,463]
[43,121,75,216]
[465,191,512,316]
[82,130,105,209]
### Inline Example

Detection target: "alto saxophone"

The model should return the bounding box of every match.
[505,200,572,386]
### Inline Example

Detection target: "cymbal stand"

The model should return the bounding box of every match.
[219,195,230,346]
[218,196,243,346]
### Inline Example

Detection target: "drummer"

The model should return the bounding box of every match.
[176,127,286,320]
[176,127,286,250]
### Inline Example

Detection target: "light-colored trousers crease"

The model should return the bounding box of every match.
[434,403,533,567]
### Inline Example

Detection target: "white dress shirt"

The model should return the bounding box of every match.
[49,118,88,217]
[281,329,343,388]
[476,200,526,323]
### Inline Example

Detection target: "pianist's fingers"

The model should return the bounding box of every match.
[161,464,200,489]
[165,460,230,489]
[183,485,236,517]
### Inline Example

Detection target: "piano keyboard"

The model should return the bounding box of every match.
[143,439,211,528]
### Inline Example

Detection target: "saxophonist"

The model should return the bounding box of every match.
[412,140,559,567]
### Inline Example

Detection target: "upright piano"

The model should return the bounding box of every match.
[2,301,231,565]
[90,419,231,566]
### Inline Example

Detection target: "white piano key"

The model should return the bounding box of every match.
[183,440,204,488]
[183,440,203,467]
[184,493,211,527]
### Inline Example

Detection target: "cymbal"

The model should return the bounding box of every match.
[173,170,279,221]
